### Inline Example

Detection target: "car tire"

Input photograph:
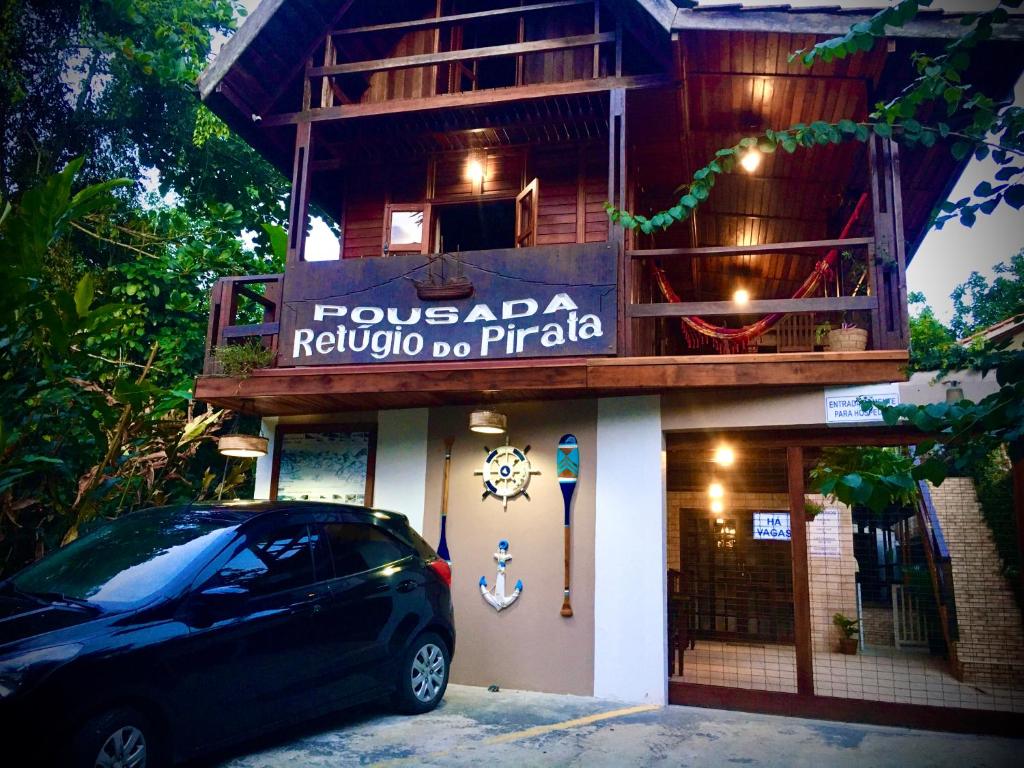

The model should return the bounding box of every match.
[393,631,450,714]
[70,706,164,768]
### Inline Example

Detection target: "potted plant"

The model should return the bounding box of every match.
[804,500,824,522]
[832,612,860,654]
[212,339,275,378]
[827,321,868,352]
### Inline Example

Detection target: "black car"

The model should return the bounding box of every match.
[0,502,455,767]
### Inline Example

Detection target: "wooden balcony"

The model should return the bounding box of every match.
[196,239,908,416]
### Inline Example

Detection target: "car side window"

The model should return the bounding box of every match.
[324,523,409,578]
[212,523,320,596]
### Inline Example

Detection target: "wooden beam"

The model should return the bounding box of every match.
[221,322,281,339]
[260,74,674,126]
[194,350,910,412]
[629,237,875,259]
[665,426,935,449]
[670,10,1024,40]
[310,33,614,77]
[198,0,287,99]
[628,296,877,318]
[787,446,814,696]
[332,0,592,36]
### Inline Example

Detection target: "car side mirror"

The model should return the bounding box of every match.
[189,584,249,625]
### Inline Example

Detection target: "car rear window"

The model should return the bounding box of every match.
[324,523,410,578]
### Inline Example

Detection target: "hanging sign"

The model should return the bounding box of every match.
[808,507,841,558]
[824,383,901,424]
[279,244,616,366]
[753,512,791,541]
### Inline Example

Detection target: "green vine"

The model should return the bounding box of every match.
[607,0,1024,235]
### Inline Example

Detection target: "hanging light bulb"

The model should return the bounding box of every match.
[465,158,485,184]
[708,482,725,499]
[740,148,762,173]
[733,288,751,306]
[713,444,736,467]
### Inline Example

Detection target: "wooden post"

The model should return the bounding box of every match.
[868,136,909,350]
[609,87,628,355]
[286,122,313,265]
[787,446,814,696]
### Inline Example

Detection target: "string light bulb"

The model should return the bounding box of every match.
[733,288,751,306]
[740,148,762,173]
[708,482,725,499]
[714,445,736,467]
[465,158,485,184]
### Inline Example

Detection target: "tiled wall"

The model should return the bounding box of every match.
[929,478,1024,687]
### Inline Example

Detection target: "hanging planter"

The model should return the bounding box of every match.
[827,326,868,352]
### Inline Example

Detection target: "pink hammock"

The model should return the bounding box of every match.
[650,192,870,353]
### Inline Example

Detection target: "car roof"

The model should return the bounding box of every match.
[146,500,409,527]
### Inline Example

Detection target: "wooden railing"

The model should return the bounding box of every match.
[915,480,962,678]
[203,275,283,375]
[624,236,906,354]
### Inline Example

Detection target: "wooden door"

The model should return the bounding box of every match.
[514,178,539,248]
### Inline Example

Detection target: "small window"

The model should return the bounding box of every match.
[325,523,409,578]
[211,524,321,596]
[385,205,425,254]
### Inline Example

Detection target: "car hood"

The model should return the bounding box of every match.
[0,595,106,650]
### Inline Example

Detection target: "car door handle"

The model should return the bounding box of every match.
[289,600,323,615]
[397,580,417,594]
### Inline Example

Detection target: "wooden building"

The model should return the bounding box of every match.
[196,1,1024,730]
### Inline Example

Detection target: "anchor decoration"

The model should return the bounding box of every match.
[479,539,523,612]
[475,437,540,511]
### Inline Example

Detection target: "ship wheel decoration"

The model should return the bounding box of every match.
[475,437,540,510]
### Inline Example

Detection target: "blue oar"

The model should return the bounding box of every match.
[557,434,579,617]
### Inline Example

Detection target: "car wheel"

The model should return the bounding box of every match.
[71,707,163,768]
[394,631,450,714]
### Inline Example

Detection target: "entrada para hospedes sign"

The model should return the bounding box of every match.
[279,243,617,366]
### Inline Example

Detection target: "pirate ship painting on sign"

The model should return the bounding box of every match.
[412,252,473,301]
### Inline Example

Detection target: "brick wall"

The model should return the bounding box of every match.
[805,495,859,653]
[929,478,1024,686]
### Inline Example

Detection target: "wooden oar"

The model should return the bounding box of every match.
[437,436,454,563]
[557,434,579,617]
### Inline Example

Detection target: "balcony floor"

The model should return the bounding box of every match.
[194,350,909,416]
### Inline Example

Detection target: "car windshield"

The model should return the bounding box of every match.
[9,508,239,609]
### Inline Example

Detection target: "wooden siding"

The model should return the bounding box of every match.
[342,174,385,259]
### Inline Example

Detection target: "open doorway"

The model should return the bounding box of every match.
[435,200,516,253]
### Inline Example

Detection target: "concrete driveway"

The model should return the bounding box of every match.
[211,684,1019,768]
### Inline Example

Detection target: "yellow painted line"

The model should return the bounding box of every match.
[481,703,659,746]
[368,703,659,767]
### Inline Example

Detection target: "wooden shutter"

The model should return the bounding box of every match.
[514,178,539,248]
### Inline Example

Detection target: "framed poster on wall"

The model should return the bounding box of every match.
[269,425,376,505]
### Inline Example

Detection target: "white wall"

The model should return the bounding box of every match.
[373,408,429,533]
[593,396,667,704]
[252,416,278,499]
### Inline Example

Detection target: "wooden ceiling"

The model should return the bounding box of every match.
[630,30,886,306]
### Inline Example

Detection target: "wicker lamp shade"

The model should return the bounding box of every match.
[469,410,507,435]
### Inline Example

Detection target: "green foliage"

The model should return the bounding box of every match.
[213,340,275,379]
[832,612,860,639]
[968,448,1020,600]
[809,446,942,515]
[0,161,261,572]
[908,294,959,372]
[951,252,1024,339]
